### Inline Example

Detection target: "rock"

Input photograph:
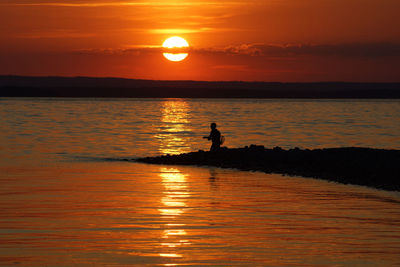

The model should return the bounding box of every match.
[135,146,400,191]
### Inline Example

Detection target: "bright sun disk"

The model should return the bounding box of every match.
[162,36,189,62]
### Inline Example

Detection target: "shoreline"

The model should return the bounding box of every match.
[2,76,400,98]
[136,145,400,191]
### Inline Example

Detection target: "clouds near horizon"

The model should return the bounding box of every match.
[0,0,399,81]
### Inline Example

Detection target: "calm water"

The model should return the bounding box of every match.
[0,98,400,266]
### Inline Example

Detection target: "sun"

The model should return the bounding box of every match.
[162,36,189,48]
[162,36,189,62]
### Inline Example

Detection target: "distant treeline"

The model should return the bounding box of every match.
[1,75,400,98]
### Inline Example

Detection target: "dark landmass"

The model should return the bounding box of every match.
[136,145,400,191]
[1,75,400,98]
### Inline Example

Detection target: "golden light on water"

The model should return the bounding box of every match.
[162,36,189,62]
[156,101,192,261]
[156,100,191,155]
[158,168,189,217]
[3,99,400,266]
[158,167,191,261]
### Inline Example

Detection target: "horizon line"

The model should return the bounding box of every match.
[1,75,400,84]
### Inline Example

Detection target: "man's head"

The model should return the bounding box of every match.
[210,122,217,129]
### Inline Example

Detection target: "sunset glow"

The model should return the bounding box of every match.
[0,0,399,81]
[1,1,400,266]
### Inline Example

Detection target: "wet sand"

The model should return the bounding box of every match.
[136,145,400,191]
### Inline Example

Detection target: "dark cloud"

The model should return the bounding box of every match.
[74,42,400,59]
[219,43,400,58]
[74,46,191,55]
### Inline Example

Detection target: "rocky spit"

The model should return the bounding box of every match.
[136,145,400,191]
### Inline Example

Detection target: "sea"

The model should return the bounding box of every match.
[0,98,400,266]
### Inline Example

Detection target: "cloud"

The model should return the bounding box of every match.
[218,43,400,58]
[73,42,400,59]
[74,46,163,56]
[185,43,400,58]
[0,1,245,8]
[146,27,241,34]
[15,30,97,39]
[147,28,213,34]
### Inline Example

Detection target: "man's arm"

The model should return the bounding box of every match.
[203,131,212,140]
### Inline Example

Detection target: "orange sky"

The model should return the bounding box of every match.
[0,0,399,81]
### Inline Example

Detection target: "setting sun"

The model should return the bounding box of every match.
[1,0,400,265]
[162,36,189,62]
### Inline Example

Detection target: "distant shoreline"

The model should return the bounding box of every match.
[136,145,400,191]
[1,76,400,98]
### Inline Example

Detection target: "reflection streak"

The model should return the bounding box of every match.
[156,100,191,155]
[158,168,191,261]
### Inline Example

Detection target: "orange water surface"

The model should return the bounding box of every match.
[0,98,400,266]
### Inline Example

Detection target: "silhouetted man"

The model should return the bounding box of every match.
[203,122,221,151]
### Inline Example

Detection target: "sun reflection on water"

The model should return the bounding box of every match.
[158,167,191,262]
[155,100,194,263]
[155,100,191,155]
[159,168,189,217]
